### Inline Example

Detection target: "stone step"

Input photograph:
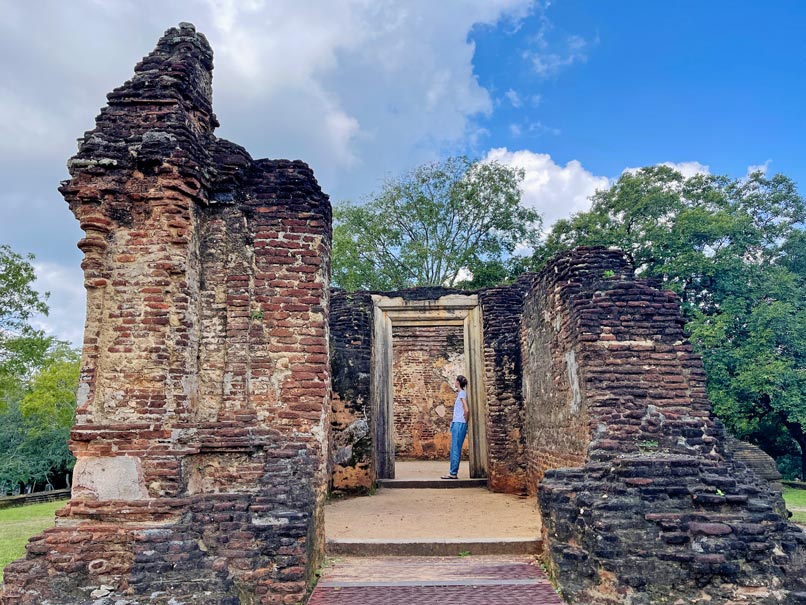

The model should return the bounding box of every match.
[326,537,543,557]
[309,555,564,605]
[377,477,488,489]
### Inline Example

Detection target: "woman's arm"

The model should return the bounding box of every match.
[462,396,469,423]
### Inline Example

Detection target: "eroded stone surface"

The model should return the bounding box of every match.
[1,22,331,605]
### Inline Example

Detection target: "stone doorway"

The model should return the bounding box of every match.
[371,294,487,479]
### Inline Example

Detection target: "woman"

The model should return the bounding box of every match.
[442,375,469,479]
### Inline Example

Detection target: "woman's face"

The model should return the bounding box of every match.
[454,378,460,389]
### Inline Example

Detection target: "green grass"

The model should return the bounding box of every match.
[0,500,62,577]
[784,487,806,525]
[783,487,806,509]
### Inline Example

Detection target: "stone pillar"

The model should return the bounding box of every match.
[2,23,331,605]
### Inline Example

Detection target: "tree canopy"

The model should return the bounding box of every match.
[332,156,541,290]
[0,244,79,493]
[535,166,806,478]
[0,245,51,387]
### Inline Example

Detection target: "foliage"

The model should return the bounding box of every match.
[0,245,52,399]
[0,244,79,494]
[0,345,80,493]
[535,167,806,477]
[333,156,541,290]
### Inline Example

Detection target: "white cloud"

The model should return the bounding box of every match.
[524,8,597,78]
[505,89,523,108]
[622,161,711,179]
[485,147,609,232]
[31,262,86,347]
[509,123,522,137]
[0,0,537,345]
[747,159,772,176]
[0,0,535,197]
[658,161,711,178]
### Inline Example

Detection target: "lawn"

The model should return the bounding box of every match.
[783,487,806,525]
[0,500,62,579]
[783,487,806,508]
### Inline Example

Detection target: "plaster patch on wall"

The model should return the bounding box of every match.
[76,382,90,408]
[73,456,148,500]
[564,349,581,414]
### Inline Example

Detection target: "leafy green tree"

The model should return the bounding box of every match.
[0,244,80,493]
[0,344,80,493]
[0,244,51,393]
[333,156,541,290]
[536,166,806,477]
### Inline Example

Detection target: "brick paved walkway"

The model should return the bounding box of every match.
[308,556,565,604]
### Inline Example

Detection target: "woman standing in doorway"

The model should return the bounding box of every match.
[442,375,469,479]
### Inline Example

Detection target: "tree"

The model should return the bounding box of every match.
[535,166,806,477]
[0,244,51,391]
[333,156,541,290]
[0,345,80,493]
[0,244,79,493]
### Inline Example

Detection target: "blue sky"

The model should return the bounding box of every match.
[0,0,803,345]
[471,1,805,184]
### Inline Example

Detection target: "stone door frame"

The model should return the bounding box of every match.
[370,294,488,479]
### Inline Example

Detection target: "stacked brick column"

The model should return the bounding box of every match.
[2,23,331,605]
[526,248,806,604]
[478,275,535,493]
[329,290,373,491]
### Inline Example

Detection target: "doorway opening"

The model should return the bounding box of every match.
[371,294,487,480]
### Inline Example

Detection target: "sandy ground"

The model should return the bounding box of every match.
[393,460,471,479]
[326,463,540,541]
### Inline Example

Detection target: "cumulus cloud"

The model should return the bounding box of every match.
[746,159,772,176]
[0,0,536,344]
[485,147,610,232]
[657,161,711,178]
[30,262,86,347]
[0,0,535,193]
[622,161,711,179]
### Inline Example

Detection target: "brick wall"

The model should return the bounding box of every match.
[527,247,806,604]
[478,276,533,493]
[329,290,373,491]
[392,325,466,460]
[2,23,331,605]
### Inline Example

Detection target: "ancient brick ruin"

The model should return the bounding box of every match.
[3,21,806,605]
[330,251,806,603]
[2,24,330,605]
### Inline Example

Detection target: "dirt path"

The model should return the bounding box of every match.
[326,486,539,541]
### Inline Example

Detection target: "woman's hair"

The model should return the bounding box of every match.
[456,375,468,389]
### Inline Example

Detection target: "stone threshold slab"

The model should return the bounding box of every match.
[319,579,544,587]
[326,538,542,557]
[377,478,488,489]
